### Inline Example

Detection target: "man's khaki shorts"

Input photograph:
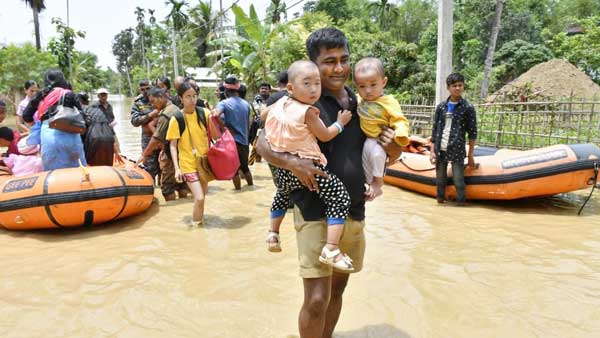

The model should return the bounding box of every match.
[293,207,366,278]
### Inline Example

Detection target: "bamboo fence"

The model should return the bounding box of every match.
[401,100,600,149]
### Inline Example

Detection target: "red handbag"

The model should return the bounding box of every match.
[206,114,240,180]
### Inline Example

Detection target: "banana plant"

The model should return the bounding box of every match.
[224,4,276,91]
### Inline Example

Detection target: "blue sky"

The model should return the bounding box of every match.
[1,0,282,69]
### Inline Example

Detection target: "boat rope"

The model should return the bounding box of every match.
[578,161,599,215]
[395,157,436,172]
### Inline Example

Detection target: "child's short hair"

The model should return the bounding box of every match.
[0,100,6,108]
[354,57,385,77]
[0,127,14,141]
[288,60,318,83]
[446,73,465,86]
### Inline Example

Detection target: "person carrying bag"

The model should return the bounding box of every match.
[206,114,240,180]
[183,109,215,183]
[21,69,87,170]
[49,91,86,134]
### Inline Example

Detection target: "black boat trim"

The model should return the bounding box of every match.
[110,167,129,222]
[43,170,62,227]
[0,186,154,213]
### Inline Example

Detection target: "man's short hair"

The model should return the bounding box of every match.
[306,27,349,62]
[0,100,5,108]
[148,87,168,98]
[446,73,465,86]
[276,71,288,86]
[138,79,150,87]
[259,82,271,89]
[354,57,385,77]
[0,127,14,141]
[238,84,247,99]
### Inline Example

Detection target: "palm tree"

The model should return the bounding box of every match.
[134,7,151,78]
[480,0,505,98]
[367,0,400,30]
[165,0,189,77]
[22,0,46,50]
[189,1,219,66]
[267,0,287,25]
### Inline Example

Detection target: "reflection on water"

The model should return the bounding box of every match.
[113,97,142,159]
[1,98,600,337]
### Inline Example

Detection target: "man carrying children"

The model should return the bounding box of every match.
[258,27,402,338]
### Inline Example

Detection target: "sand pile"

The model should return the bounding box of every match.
[489,59,600,101]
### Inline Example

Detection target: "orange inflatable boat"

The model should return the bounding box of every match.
[0,165,154,230]
[384,143,600,200]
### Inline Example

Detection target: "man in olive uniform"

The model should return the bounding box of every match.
[130,80,160,182]
[138,87,188,201]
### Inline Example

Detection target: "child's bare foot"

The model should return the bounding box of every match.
[266,231,282,252]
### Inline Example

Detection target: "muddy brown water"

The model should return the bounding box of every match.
[1,99,599,338]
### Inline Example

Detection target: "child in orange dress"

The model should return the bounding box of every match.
[264,60,354,271]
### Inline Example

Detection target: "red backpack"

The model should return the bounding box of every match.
[206,114,240,180]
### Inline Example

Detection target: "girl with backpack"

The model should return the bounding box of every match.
[165,82,213,226]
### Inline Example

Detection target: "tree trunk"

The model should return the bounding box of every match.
[171,28,179,78]
[140,32,150,79]
[178,37,184,76]
[125,64,133,97]
[480,0,504,99]
[33,8,41,50]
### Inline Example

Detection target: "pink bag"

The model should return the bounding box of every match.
[206,114,240,180]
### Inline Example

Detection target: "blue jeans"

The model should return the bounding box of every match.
[435,151,466,202]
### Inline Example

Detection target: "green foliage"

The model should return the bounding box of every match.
[47,17,86,76]
[543,16,600,84]
[296,11,334,32]
[342,18,430,98]
[367,0,400,30]
[220,4,275,91]
[70,51,104,93]
[268,22,309,76]
[549,0,600,33]
[267,0,287,24]
[98,0,600,101]
[0,43,56,111]
[131,65,164,85]
[314,0,350,23]
[494,39,553,82]
[393,0,436,43]
[166,0,189,32]
[188,1,219,66]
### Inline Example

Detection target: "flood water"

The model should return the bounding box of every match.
[1,98,600,338]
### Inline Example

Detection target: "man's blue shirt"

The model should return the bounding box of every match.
[216,97,250,145]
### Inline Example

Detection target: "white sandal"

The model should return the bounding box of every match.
[266,231,282,253]
[319,246,354,271]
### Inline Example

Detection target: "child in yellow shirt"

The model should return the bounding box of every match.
[354,57,410,199]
